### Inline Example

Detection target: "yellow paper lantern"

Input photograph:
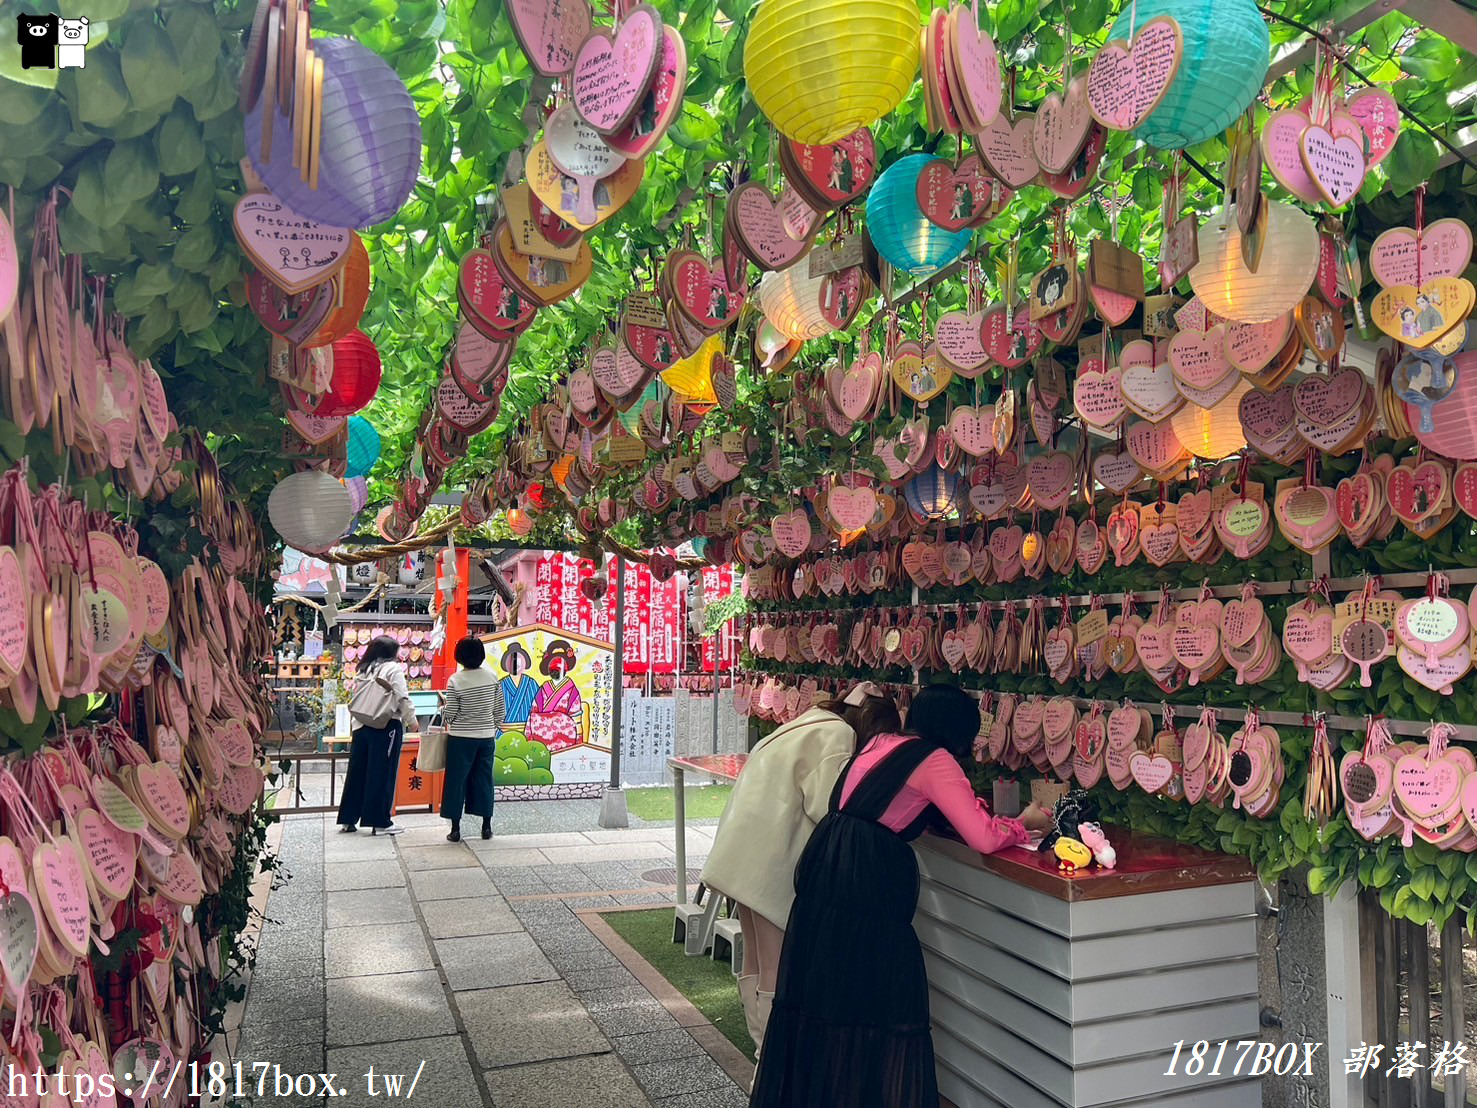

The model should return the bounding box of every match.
[1189,201,1319,323]
[744,0,921,144]
[758,268,836,342]
[1170,377,1251,460]
[660,334,723,405]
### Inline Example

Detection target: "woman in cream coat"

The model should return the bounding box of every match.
[702,685,900,1052]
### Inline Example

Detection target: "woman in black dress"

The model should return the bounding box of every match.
[749,684,1051,1108]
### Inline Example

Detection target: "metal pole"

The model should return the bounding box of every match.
[709,576,720,754]
[609,555,625,789]
[599,556,629,828]
[673,764,687,905]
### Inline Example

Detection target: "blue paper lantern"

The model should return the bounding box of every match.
[903,464,961,522]
[1108,0,1269,150]
[865,155,972,277]
[345,416,380,479]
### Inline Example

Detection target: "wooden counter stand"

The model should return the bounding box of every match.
[914,828,1262,1107]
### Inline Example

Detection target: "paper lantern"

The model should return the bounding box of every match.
[313,330,382,416]
[397,551,425,586]
[268,470,354,553]
[661,335,723,404]
[758,268,837,342]
[245,37,421,228]
[1189,201,1318,323]
[1170,378,1251,460]
[343,475,369,514]
[1108,0,1269,150]
[345,416,380,478]
[866,155,973,277]
[903,464,961,522]
[744,0,920,144]
[307,235,372,348]
[618,380,666,434]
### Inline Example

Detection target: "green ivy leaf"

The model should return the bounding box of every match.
[1385,132,1440,197]
[0,40,59,90]
[121,22,181,113]
[156,105,206,177]
[1409,867,1437,900]
[73,47,130,127]
[106,137,160,204]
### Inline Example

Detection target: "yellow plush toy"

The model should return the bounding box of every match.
[1053,837,1093,873]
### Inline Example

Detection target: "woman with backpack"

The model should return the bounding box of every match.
[338,635,420,836]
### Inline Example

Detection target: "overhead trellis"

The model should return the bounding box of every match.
[307,0,1477,519]
[0,0,1474,523]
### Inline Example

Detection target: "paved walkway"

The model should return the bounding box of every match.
[236,801,751,1107]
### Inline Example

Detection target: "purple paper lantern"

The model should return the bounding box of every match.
[245,38,421,229]
[344,475,369,515]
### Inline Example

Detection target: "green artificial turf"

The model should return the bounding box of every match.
[624,783,733,823]
[599,907,755,1060]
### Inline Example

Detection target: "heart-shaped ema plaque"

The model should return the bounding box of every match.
[1085,16,1182,133]
[571,5,662,135]
[1299,123,1366,208]
[505,0,593,77]
[976,113,1038,189]
[233,193,351,296]
[1370,278,1475,350]
[727,182,815,272]
[1033,75,1093,175]
[1368,219,1473,290]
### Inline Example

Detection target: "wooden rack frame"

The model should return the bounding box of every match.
[748,565,1477,742]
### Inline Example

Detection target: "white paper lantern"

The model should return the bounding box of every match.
[268,471,354,553]
[1189,201,1319,323]
[758,268,836,342]
[1170,377,1251,460]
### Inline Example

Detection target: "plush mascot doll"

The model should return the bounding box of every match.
[1077,822,1117,869]
[1038,790,1107,873]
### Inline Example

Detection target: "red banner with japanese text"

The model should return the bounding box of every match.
[700,565,736,673]
[529,554,684,674]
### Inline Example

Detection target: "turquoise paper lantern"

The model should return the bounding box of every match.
[1108,0,1269,150]
[345,416,381,478]
[903,465,961,522]
[865,155,972,277]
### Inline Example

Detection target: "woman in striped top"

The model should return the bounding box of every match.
[440,636,506,842]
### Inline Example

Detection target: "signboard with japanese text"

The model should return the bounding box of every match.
[480,623,614,785]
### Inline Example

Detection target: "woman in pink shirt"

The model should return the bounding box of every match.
[749,684,1051,1108]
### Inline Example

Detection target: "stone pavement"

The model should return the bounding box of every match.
[236,801,751,1108]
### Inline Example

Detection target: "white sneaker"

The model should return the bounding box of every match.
[374,824,405,836]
